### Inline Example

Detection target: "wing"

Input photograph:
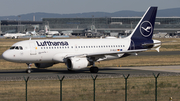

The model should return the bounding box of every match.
[52,49,147,62]
[66,49,147,58]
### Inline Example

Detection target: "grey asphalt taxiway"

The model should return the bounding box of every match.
[0,65,180,81]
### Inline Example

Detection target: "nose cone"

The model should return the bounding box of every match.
[2,50,14,61]
[2,51,9,60]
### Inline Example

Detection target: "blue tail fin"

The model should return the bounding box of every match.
[129,7,157,40]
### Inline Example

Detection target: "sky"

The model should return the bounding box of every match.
[0,0,180,16]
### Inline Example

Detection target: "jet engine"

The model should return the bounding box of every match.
[34,63,54,68]
[66,57,89,70]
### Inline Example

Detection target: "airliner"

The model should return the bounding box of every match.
[25,27,37,36]
[45,25,59,37]
[3,32,29,39]
[2,7,161,73]
[30,27,37,35]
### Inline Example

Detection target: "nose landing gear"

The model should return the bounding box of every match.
[26,63,32,73]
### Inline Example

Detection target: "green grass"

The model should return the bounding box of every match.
[1,76,180,101]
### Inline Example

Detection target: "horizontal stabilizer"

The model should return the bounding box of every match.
[149,46,161,52]
[142,42,161,46]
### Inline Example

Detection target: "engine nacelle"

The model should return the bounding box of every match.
[66,57,89,70]
[34,63,54,68]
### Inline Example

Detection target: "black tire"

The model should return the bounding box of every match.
[26,69,31,74]
[90,66,99,73]
[67,68,72,71]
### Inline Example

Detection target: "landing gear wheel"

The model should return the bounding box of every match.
[26,63,32,74]
[90,66,99,73]
[26,69,31,74]
[67,68,72,71]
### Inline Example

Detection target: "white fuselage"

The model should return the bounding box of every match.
[2,38,130,63]
[3,33,27,39]
[46,31,59,35]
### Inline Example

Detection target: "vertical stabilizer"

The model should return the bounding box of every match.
[128,7,157,40]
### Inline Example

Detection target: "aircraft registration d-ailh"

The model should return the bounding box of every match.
[2,6,161,73]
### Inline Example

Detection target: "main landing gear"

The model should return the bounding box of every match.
[90,66,99,73]
[89,62,99,73]
[26,63,32,73]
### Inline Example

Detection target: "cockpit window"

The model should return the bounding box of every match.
[15,46,19,50]
[10,46,15,50]
[19,46,23,50]
[9,46,23,50]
